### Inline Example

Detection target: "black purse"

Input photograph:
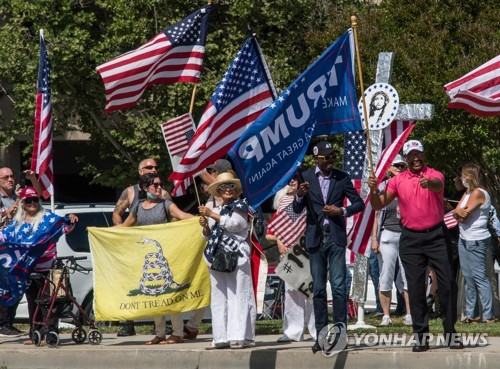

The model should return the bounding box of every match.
[210,234,240,273]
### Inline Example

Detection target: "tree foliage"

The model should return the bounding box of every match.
[0,0,498,202]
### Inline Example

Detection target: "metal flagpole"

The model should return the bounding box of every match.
[351,16,374,175]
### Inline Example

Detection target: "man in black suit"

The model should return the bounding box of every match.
[293,141,364,353]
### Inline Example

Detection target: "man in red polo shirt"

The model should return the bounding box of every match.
[367,140,461,352]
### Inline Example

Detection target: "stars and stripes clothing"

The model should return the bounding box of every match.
[267,195,306,250]
[96,5,211,112]
[169,37,273,191]
[444,55,500,116]
[30,30,54,199]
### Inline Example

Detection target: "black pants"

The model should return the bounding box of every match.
[0,301,20,327]
[25,272,58,336]
[399,224,457,342]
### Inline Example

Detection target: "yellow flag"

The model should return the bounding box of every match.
[88,218,210,321]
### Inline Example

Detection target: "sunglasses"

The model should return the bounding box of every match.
[207,168,217,174]
[218,183,236,191]
[316,155,336,161]
[150,182,164,188]
[393,164,406,169]
[0,175,15,181]
[24,198,40,204]
[141,165,158,170]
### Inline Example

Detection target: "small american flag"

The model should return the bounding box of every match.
[343,130,366,233]
[444,210,459,229]
[31,30,54,199]
[444,55,500,116]
[162,113,196,157]
[267,196,306,250]
[169,37,274,190]
[96,5,211,112]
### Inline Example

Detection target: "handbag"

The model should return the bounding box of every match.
[210,234,240,273]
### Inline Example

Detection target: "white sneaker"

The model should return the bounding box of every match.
[379,315,392,326]
[403,314,413,326]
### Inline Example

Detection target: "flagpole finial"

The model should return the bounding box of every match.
[207,0,213,4]
[351,16,357,27]
[40,29,44,38]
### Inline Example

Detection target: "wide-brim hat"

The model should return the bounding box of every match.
[207,172,242,197]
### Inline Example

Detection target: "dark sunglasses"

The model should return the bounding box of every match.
[218,183,236,191]
[393,164,406,169]
[24,198,40,204]
[142,165,158,170]
[150,182,164,188]
[316,155,336,161]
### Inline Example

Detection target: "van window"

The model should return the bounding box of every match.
[63,212,109,253]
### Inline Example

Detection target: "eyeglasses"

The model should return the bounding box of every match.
[150,182,164,188]
[0,175,15,181]
[316,155,336,161]
[218,183,236,191]
[393,164,406,169]
[24,198,40,204]
[141,165,158,170]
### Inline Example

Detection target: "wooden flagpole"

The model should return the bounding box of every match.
[189,83,201,206]
[351,16,374,175]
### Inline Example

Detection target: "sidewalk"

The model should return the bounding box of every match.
[2,332,500,369]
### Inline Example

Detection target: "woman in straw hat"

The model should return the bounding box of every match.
[199,172,255,349]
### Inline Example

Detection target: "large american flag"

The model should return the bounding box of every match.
[31,30,54,199]
[96,5,211,112]
[343,130,367,233]
[348,121,416,255]
[444,55,500,116]
[267,195,306,250]
[168,37,274,191]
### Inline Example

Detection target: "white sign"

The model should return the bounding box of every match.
[358,83,399,130]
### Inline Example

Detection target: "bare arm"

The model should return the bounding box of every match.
[371,211,380,253]
[118,213,137,227]
[24,170,44,197]
[112,188,130,225]
[455,189,485,222]
[419,173,443,193]
[169,204,194,220]
[161,189,172,201]
[367,175,396,211]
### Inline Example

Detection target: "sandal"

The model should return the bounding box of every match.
[145,336,166,345]
[163,335,183,344]
[183,326,199,340]
[205,342,230,350]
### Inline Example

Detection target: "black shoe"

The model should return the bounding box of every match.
[449,340,464,349]
[0,325,23,337]
[312,342,322,354]
[117,324,136,337]
[412,343,430,352]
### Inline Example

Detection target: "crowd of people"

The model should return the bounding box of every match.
[1,137,499,354]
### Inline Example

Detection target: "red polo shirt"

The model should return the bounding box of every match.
[386,166,444,230]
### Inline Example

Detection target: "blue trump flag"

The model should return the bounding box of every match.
[229,29,361,208]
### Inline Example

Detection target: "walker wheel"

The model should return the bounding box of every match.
[88,329,102,345]
[46,331,60,348]
[72,328,87,344]
[33,330,42,347]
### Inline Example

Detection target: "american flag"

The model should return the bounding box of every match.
[168,37,274,190]
[343,130,367,233]
[444,55,500,116]
[30,30,54,199]
[162,113,195,156]
[267,196,306,250]
[96,5,211,112]
[444,210,459,229]
[348,121,416,255]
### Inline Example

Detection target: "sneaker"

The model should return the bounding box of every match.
[403,314,413,326]
[117,324,136,337]
[0,325,23,337]
[379,315,392,326]
[372,311,384,317]
[277,335,291,343]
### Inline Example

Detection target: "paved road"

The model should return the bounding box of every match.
[2,332,499,369]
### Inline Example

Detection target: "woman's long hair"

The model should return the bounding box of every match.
[461,163,482,192]
[13,199,45,232]
[138,172,161,196]
[369,91,389,123]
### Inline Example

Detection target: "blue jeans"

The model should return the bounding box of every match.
[369,250,382,313]
[309,234,347,333]
[458,237,494,320]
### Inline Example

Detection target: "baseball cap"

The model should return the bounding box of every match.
[313,141,339,156]
[206,159,232,173]
[392,154,406,166]
[403,140,424,156]
[19,186,39,200]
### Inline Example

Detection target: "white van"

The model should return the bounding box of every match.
[15,204,115,322]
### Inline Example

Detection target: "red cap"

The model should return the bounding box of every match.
[19,187,38,200]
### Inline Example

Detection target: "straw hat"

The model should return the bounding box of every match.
[207,172,242,197]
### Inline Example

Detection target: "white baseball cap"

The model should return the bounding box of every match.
[403,140,424,156]
[392,154,406,166]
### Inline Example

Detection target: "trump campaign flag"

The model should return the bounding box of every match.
[96,5,211,112]
[168,37,274,189]
[444,55,500,116]
[30,30,54,199]
[229,29,361,209]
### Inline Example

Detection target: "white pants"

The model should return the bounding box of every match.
[209,250,256,343]
[154,308,206,338]
[377,229,407,292]
[283,282,316,341]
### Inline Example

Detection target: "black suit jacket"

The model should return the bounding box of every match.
[293,167,364,249]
